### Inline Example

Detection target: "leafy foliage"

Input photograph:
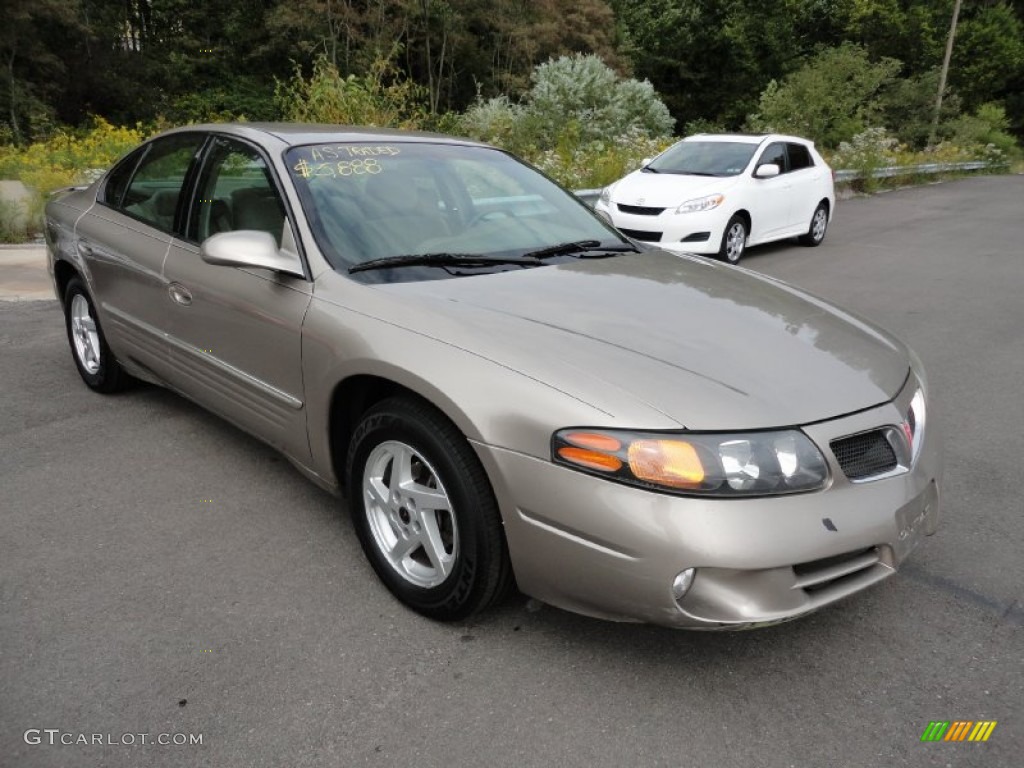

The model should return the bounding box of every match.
[747,43,902,148]
[275,55,428,129]
[462,54,673,154]
[0,117,144,234]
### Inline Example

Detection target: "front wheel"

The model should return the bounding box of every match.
[346,397,512,621]
[719,215,747,264]
[63,277,130,393]
[799,203,829,246]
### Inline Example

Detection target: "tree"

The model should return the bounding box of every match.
[0,0,82,142]
[747,43,902,147]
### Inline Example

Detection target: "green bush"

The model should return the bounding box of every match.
[0,198,28,243]
[949,103,1020,161]
[0,117,145,236]
[747,43,902,147]
[461,53,674,153]
[274,54,428,129]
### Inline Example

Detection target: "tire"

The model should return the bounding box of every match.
[63,277,130,393]
[719,215,747,264]
[346,397,512,621]
[799,202,829,247]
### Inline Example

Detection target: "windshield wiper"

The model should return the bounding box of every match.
[521,240,639,260]
[642,166,660,173]
[349,252,543,274]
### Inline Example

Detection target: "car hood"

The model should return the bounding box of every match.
[370,251,910,430]
[609,171,740,208]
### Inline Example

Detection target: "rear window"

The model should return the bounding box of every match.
[787,143,814,171]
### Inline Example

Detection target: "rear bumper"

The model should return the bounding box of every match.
[473,380,942,629]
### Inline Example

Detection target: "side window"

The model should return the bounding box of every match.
[122,134,204,232]
[787,143,813,171]
[191,137,286,246]
[102,148,144,207]
[756,143,788,174]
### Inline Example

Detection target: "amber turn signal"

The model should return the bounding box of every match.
[556,446,623,472]
[628,439,705,488]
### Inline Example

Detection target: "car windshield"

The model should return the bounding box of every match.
[285,141,625,281]
[646,141,758,177]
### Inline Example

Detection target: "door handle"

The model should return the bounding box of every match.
[168,282,193,306]
[77,242,94,258]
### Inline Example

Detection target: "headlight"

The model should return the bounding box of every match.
[903,389,926,465]
[599,186,612,205]
[676,193,724,214]
[552,428,829,496]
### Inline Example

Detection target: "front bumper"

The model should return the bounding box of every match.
[596,201,726,255]
[473,379,942,629]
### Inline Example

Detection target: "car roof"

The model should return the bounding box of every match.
[684,133,815,146]
[154,122,489,150]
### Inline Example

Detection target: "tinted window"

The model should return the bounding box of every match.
[190,137,286,245]
[756,143,787,173]
[102,149,144,207]
[787,143,813,171]
[122,134,204,232]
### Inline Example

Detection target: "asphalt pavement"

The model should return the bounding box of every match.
[2,175,1022,767]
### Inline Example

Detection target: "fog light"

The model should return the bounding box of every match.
[671,568,696,601]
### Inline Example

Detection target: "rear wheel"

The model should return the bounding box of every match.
[719,215,747,264]
[799,203,829,246]
[63,277,130,393]
[346,397,512,621]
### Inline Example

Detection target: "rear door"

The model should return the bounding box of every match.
[783,142,825,231]
[161,135,313,461]
[75,133,206,379]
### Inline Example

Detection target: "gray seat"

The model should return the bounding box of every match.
[125,189,179,230]
[231,187,285,244]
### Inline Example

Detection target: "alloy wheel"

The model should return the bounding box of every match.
[362,440,458,588]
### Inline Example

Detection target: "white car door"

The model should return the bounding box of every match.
[783,142,826,232]
[747,142,792,243]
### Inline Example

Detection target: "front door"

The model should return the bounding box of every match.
[748,142,792,242]
[161,135,313,463]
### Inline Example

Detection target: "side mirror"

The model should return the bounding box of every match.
[754,163,781,179]
[640,157,653,167]
[200,230,303,277]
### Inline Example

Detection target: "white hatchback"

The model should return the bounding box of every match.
[595,134,835,264]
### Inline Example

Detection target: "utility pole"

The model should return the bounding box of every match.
[932,0,963,145]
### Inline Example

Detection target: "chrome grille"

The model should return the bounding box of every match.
[830,430,897,480]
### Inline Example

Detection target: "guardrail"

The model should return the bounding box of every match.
[574,160,1003,206]
[833,160,1003,182]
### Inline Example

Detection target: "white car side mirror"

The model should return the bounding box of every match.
[754,163,781,179]
[640,157,652,167]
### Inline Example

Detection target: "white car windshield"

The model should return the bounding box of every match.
[646,141,758,177]
[285,141,624,280]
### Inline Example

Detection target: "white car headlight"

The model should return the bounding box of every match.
[676,193,724,214]
[552,428,829,496]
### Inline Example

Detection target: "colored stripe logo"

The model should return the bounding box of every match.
[921,721,997,742]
